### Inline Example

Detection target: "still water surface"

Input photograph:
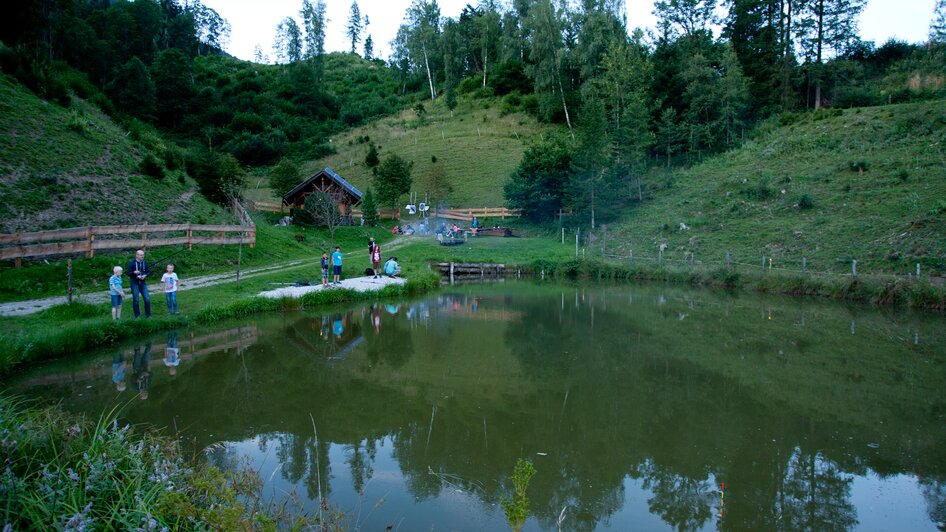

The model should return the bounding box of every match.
[12,282,946,530]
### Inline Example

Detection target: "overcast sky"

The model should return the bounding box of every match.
[200,0,938,63]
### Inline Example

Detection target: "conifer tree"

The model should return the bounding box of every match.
[347,1,363,54]
[361,187,380,227]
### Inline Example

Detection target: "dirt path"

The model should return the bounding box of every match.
[0,236,414,317]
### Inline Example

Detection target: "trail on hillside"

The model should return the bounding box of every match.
[0,236,413,317]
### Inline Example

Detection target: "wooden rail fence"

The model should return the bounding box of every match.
[1,223,255,266]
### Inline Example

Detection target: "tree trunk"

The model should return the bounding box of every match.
[423,44,436,100]
[814,0,824,110]
[558,75,574,140]
[637,174,643,202]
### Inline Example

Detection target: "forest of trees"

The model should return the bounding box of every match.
[1,0,944,220]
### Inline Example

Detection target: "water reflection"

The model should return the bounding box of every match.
[10,284,946,531]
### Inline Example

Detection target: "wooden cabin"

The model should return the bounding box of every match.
[282,167,363,224]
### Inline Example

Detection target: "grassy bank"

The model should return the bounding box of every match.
[541,258,946,311]
[0,395,332,529]
[0,269,439,377]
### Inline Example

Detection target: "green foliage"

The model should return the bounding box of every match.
[374,153,414,209]
[189,150,246,204]
[0,396,327,529]
[139,152,165,180]
[501,458,536,532]
[361,187,380,227]
[504,135,572,222]
[270,158,302,199]
[364,142,380,168]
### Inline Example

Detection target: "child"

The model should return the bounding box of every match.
[109,266,125,320]
[160,264,180,314]
[331,246,343,285]
[320,252,330,287]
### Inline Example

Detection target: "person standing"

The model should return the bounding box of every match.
[160,263,179,314]
[369,237,382,278]
[109,266,125,320]
[320,251,330,287]
[332,246,343,285]
[126,249,152,318]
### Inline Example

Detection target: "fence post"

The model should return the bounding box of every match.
[916,263,921,280]
[14,232,21,268]
[449,262,455,284]
[187,223,193,251]
[689,253,694,272]
[575,230,579,258]
[802,256,807,274]
[561,227,564,245]
[629,250,633,263]
[67,259,73,304]
[762,255,766,272]
[851,259,857,279]
[87,227,94,258]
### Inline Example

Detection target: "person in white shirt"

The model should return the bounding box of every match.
[160,263,180,314]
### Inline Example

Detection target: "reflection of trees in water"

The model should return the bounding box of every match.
[633,459,715,531]
[920,476,946,529]
[274,432,332,501]
[776,448,857,530]
[345,438,378,495]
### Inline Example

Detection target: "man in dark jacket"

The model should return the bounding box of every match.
[126,249,152,318]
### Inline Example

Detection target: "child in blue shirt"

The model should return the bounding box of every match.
[109,266,125,320]
[331,246,343,284]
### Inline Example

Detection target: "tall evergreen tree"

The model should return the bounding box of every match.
[360,187,380,227]
[653,0,718,38]
[274,17,303,64]
[346,1,363,54]
[794,0,866,108]
[931,0,946,43]
[723,0,782,114]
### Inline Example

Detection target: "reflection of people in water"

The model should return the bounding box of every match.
[111,351,126,392]
[472,297,479,314]
[333,313,344,337]
[132,342,152,400]
[164,332,180,376]
[372,305,382,334]
[320,315,331,340]
[385,303,399,315]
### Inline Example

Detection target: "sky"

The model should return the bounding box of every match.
[200,0,938,63]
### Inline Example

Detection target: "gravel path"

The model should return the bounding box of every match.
[257,275,406,299]
[0,260,308,317]
[0,236,415,317]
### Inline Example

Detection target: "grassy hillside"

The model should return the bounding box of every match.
[0,74,230,233]
[246,96,554,208]
[609,101,946,276]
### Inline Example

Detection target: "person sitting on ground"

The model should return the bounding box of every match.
[391,225,399,235]
[383,257,401,278]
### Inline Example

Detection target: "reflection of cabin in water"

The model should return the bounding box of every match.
[282,167,362,224]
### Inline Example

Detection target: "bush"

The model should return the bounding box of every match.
[139,153,165,180]
[798,194,814,210]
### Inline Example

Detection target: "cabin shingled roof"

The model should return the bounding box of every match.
[282,167,363,204]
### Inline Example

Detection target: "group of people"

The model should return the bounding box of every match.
[108,249,180,320]
[318,237,401,287]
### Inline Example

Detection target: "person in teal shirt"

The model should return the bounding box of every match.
[383,257,401,278]
[331,246,343,284]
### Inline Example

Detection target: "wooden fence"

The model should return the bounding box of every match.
[249,200,520,223]
[1,223,255,266]
[430,207,520,221]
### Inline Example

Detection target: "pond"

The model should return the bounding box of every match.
[10,282,946,530]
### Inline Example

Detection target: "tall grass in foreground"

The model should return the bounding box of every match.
[0,396,333,530]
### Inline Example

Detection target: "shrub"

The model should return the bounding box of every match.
[139,153,165,179]
[798,194,814,210]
